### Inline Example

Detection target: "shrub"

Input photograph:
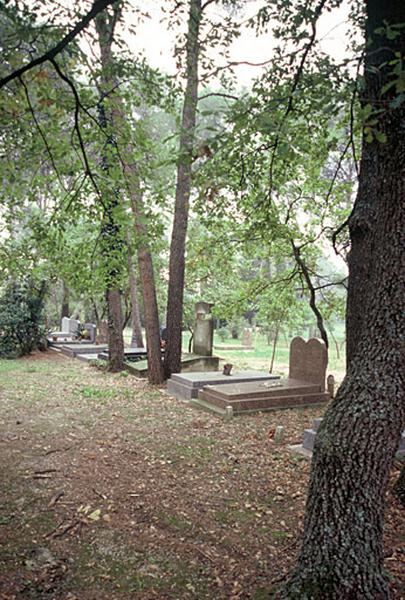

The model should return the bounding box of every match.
[0,280,47,358]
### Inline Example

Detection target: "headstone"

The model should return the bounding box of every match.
[193,301,214,356]
[83,323,96,343]
[289,337,328,392]
[274,426,284,444]
[224,406,234,421]
[61,317,80,335]
[241,328,253,348]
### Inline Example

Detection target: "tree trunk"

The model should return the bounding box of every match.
[164,0,202,378]
[282,1,405,598]
[95,5,125,372]
[60,280,70,320]
[126,234,144,348]
[129,192,165,384]
[269,323,280,373]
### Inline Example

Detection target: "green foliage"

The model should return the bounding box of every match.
[0,279,46,358]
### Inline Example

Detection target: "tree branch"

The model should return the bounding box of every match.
[0,0,118,90]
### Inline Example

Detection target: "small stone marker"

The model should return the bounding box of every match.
[224,405,234,421]
[327,374,335,398]
[223,363,233,376]
[274,426,284,443]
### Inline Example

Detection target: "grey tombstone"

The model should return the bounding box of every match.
[289,337,328,392]
[192,301,214,356]
[241,328,253,348]
[61,317,80,335]
[61,317,70,333]
[83,323,96,343]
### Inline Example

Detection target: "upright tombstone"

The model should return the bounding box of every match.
[289,337,328,391]
[192,301,214,357]
[83,323,96,343]
[241,328,253,348]
[61,316,80,335]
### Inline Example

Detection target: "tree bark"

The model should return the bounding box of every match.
[164,0,202,378]
[95,5,125,372]
[126,234,144,348]
[282,1,405,598]
[129,191,165,384]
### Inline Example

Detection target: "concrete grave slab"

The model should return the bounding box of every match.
[196,378,329,415]
[167,371,279,400]
[97,347,147,362]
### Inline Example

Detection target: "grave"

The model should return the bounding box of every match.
[241,328,253,349]
[193,301,214,356]
[167,370,279,401]
[291,418,405,460]
[131,354,220,379]
[97,347,148,362]
[193,337,330,416]
[59,343,107,358]
[48,318,97,344]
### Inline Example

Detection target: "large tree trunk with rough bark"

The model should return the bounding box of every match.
[282,1,405,598]
[164,0,202,378]
[95,5,125,372]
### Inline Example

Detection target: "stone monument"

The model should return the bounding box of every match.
[289,337,328,391]
[241,328,253,348]
[193,301,214,357]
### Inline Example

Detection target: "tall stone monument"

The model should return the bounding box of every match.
[193,301,214,356]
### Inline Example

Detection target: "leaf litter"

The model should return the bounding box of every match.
[0,351,403,599]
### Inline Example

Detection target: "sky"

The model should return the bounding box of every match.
[120,0,353,87]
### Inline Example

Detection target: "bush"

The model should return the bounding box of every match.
[0,280,47,358]
[217,327,229,342]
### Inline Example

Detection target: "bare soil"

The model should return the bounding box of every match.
[0,351,403,599]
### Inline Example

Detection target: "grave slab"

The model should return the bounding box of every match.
[97,347,147,362]
[167,371,279,401]
[196,378,329,415]
[60,343,108,358]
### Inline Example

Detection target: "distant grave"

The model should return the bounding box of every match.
[241,328,253,349]
[192,337,330,417]
[193,301,214,356]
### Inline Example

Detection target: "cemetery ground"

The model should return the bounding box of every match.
[0,353,403,600]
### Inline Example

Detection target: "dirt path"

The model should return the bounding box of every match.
[0,352,403,599]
